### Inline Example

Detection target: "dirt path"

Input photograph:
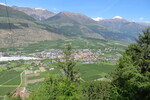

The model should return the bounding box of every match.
[26,73,40,78]
[27,78,45,84]
[0,96,4,97]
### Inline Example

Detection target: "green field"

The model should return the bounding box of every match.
[76,63,116,81]
[0,37,128,54]
[0,71,21,85]
[0,71,22,96]
[0,87,17,96]
[21,37,127,53]
[28,62,116,82]
[0,97,3,100]
[26,62,116,93]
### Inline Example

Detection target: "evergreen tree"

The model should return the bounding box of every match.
[82,81,111,100]
[111,28,150,100]
[58,44,80,82]
[126,28,150,73]
[29,76,82,100]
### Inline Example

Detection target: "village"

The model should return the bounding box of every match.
[30,48,122,63]
[0,48,123,98]
[0,48,122,64]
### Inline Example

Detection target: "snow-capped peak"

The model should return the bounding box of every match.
[144,21,150,24]
[112,16,123,19]
[35,8,46,11]
[92,17,104,21]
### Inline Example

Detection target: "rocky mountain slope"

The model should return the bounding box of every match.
[0,5,150,48]
[45,11,150,41]
[10,5,150,42]
[12,6,56,21]
[0,5,65,47]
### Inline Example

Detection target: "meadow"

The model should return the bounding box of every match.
[0,37,128,54]
[0,71,22,96]
[76,63,116,81]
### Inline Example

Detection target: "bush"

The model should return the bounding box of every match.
[29,76,82,100]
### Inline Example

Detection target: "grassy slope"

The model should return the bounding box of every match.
[0,5,35,21]
[8,37,128,54]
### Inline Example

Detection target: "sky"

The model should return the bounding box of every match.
[0,0,150,22]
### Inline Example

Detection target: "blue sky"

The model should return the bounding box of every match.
[0,0,150,22]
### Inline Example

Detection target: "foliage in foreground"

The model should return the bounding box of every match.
[29,45,111,100]
[29,28,150,100]
[29,75,111,100]
[111,28,150,100]
[82,81,111,100]
[29,76,82,100]
[58,44,80,82]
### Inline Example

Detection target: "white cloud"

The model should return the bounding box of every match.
[53,8,59,11]
[92,17,104,21]
[0,3,6,6]
[52,8,60,13]
[139,17,144,20]
[112,16,123,19]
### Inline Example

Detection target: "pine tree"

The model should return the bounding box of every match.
[29,76,82,100]
[126,28,150,73]
[112,28,150,100]
[58,44,80,82]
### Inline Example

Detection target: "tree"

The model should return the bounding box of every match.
[29,45,82,100]
[82,81,111,100]
[111,28,150,100]
[58,44,80,82]
[29,76,82,100]
[126,28,150,73]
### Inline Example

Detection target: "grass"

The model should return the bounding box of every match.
[27,75,42,80]
[0,87,16,96]
[27,82,42,92]
[31,63,116,81]
[0,37,128,54]
[26,62,116,92]
[0,97,3,100]
[75,63,116,81]
[0,70,22,96]
[38,63,116,81]
[0,71,21,85]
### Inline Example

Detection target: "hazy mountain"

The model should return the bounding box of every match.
[44,11,104,39]
[45,12,149,41]
[46,11,96,24]
[0,5,150,48]
[12,6,56,21]
[94,17,150,41]
[10,5,150,42]
[98,18,146,33]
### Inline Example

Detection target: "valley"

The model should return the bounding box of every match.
[0,2,149,100]
[0,37,128,98]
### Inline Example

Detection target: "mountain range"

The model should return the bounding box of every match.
[0,4,150,48]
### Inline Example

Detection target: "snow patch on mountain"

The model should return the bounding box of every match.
[112,16,123,19]
[92,17,104,21]
[35,8,46,11]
